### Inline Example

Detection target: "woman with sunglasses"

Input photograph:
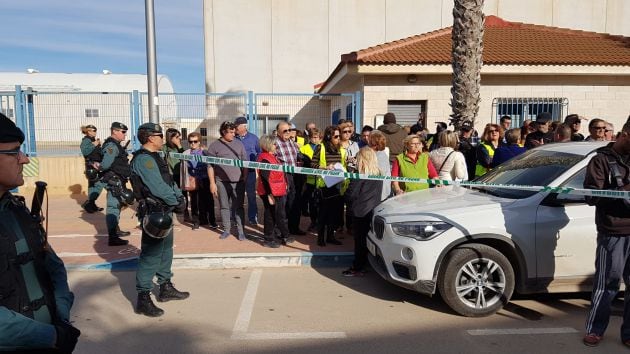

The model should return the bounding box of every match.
[162,128,189,220]
[338,121,359,234]
[311,125,345,246]
[475,123,502,177]
[80,124,104,213]
[185,132,216,230]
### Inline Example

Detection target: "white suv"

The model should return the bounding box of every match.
[367,142,608,317]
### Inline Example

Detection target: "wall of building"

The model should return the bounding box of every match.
[204,0,630,94]
[362,74,630,133]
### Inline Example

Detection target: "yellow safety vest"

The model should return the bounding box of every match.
[296,136,305,148]
[299,143,320,185]
[315,146,348,194]
[475,142,496,177]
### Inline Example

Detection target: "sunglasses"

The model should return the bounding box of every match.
[332,135,340,139]
[188,140,199,144]
[118,130,127,134]
[342,130,352,134]
[281,129,290,133]
[151,133,163,138]
[88,129,97,133]
[0,147,28,158]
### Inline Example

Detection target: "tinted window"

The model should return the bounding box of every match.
[471,149,585,199]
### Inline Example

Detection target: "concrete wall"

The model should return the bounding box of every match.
[362,74,630,134]
[204,0,630,94]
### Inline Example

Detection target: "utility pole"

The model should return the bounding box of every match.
[145,0,159,123]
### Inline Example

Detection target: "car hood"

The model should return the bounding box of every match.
[375,186,517,218]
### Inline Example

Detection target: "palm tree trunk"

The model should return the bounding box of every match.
[450,0,484,130]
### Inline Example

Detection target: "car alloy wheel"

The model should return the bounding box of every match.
[438,244,514,317]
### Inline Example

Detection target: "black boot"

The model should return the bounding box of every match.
[82,200,99,213]
[135,291,164,317]
[326,226,342,245]
[116,226,131,237]
[158,281,190,302]
[108,228,129,246]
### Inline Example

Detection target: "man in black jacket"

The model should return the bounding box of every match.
[583,118,630,347]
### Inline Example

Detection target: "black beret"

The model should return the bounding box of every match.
[111,122,129,130]
[0,113,25,144]
[137,123,163,134]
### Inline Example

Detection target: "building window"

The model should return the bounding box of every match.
[1,108,13,118]
[85,109,99,118]
[492,98,568,128]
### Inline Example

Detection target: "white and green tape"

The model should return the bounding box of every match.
[165,152,630,200]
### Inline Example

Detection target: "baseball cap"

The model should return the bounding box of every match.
[234,116,247,126]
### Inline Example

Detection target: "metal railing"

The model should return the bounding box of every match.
[7,86,361,156]
[492,97,569,128]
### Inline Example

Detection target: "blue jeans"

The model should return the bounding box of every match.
[585,233,630,340]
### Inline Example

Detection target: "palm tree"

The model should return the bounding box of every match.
[450,0,484,130]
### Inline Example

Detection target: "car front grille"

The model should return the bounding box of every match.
[392,261,417,281]
[373,216,385,240]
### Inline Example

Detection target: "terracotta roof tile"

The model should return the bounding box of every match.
[344,15,630,66]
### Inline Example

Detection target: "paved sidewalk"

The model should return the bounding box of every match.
[41,192,354,270]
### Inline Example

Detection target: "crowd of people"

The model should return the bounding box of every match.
[79,112,626,277]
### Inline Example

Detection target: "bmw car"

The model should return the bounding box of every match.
[367,141,608,317]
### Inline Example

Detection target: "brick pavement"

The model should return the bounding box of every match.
[38,192,353,269]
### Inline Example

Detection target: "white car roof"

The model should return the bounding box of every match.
[531,141,608,156]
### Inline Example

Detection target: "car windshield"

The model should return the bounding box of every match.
[470,149,586,199]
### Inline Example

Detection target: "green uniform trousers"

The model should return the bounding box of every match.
[105,189,121,235]
[88,180,105,202]
[135,226,174,292]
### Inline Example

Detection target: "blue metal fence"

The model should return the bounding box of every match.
[8,86,361,156]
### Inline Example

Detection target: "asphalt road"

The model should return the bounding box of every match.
[68,267,627,354]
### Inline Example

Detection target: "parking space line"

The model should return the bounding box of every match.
[468,327,579,336]
[231,269,346,340]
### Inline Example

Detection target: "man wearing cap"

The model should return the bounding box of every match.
[563,114,585,141]
[99,122,132,246]
[0,113,81,353]
[524,112,555,149]
[458,121,477,180]
[130,123,189,317]
[235,117,261,225]
[80,124,104,213]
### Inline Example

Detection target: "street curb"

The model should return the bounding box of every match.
[65,252,354,271]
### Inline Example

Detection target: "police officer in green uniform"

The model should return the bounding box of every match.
[0,113,80,353]
[80,124,104,213]
[130,123,189,317]
[99,122,132,246]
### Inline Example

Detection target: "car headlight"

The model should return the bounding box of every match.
[391,221,452,240]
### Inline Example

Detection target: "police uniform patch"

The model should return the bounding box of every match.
[107,147,113,154]
[144,159,155,169]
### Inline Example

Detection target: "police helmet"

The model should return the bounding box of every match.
[85,167,99,182]
[117,188,135,207]
[142,212,173,239]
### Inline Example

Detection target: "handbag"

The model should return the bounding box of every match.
[180,152,198,191]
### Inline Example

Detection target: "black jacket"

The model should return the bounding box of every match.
[345,179,383,218]
[584,143,630,235]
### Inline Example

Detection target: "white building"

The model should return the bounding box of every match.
[203,0,630,94]
[0,71,177,152]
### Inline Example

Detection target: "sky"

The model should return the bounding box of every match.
[1,0,205,93]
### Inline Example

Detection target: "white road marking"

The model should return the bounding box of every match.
[232,332,347,340]
[231,269,347,340]
[57,252,108,257]
[468,327,579,336]
[232,269,262,335]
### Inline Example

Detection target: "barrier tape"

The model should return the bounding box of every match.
[165,152,630,200]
